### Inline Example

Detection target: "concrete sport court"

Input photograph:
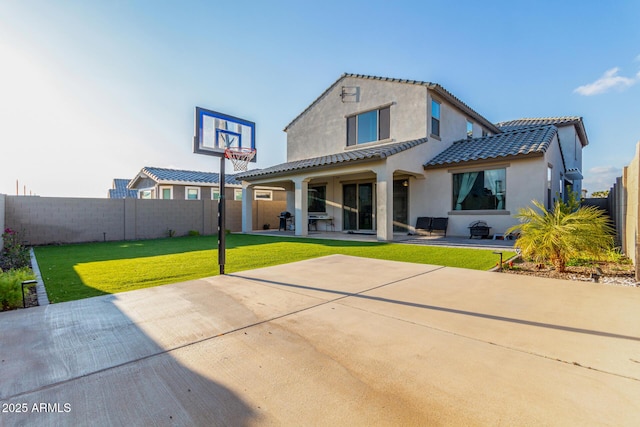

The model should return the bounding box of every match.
[1,255,639,426]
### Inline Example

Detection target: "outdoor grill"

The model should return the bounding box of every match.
[278,211,292,231]
[468,221,491,239]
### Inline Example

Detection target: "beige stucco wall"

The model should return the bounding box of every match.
[418,134,564,237]
[557,125,584,195]
[286,77,428,161]
[285,78,491,168]
[246,136,568,239]
[427,91,472,144]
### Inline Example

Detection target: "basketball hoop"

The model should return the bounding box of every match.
[224,147,256,171]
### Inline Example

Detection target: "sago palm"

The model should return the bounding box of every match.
[507,198,614,272]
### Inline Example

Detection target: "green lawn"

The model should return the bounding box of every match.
[34,234,516,303]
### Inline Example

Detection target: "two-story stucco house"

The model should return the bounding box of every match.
[238,73,588,240]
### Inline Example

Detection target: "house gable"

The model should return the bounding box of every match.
[284,73,501,163]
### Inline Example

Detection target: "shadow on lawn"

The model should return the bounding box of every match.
[37,234,385,264]
[34,235,385,302]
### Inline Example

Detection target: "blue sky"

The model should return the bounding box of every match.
[1,0,639,197]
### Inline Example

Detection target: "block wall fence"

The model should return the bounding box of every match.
[605,141,640,280]
[0,190,285,246]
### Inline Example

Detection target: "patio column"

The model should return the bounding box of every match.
[375,167,394,241]
[286,186,295,215]
[241,183,254,233]
[293,177,309,236]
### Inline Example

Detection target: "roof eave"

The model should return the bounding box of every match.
[429,85,502,134]
[240,155,387,182]
[284,74,501,135]
[423,152,545,170]
[283,73,348,132]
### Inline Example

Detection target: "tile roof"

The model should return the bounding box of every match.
[109,179,138,199]
[496,116,589,146]
[284,73,501,135]
[496,116,582,129]
[424,125,557,169]
[237,138,428,180]
[140,167,241,186]
[565,167,584,179]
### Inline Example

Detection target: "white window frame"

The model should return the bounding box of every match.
[139,189,154,199]
[211,187,221,200]
[159,186,173,200]
[254,189,273,201]
[234,188,243,201]
[185,187,201,200]
[466,120,473,139]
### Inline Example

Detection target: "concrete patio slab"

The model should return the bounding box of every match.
[1,255,639,426]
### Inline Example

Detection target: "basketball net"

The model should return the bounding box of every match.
[224,147,256,171]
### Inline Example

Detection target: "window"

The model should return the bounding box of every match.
[254,190,273,201]
[431,100,441,137]
[159,186,172,200]
[547,166,553,210]
[211,188,220,200]
[452,168,506,210]
[346,106,390,146]
[482,129,488,137]
[185,187,200,200]
[308,185,327,213]
[466,121,473,139]
[140,190,153,199]
[234,189,243,201]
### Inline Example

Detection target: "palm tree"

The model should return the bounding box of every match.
[507,196,614,273]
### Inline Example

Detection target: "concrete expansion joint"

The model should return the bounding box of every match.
[3,268,453,402]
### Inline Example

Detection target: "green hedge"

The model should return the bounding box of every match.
[0,268,35,311]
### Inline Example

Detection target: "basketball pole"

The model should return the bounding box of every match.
[218,154,226,275]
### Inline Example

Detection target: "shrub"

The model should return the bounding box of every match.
[0,228,31,271]
[507,194,614,273]
[0,268,35,311]
[187,230,200,236]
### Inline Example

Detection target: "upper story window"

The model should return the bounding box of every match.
[431,100,441,137]
[482,129,488,137]
[466,121,473,139]
[346,106,390,146]
[234,189,243,201]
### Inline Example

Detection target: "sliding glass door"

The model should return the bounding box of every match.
[343,183,374,231]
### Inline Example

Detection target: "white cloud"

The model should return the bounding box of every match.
[574,67,638,96]
[582,165,622,195]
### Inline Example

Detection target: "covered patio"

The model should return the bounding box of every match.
[238,139,430,241]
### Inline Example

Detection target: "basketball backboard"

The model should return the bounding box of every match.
[193,107,256,162]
